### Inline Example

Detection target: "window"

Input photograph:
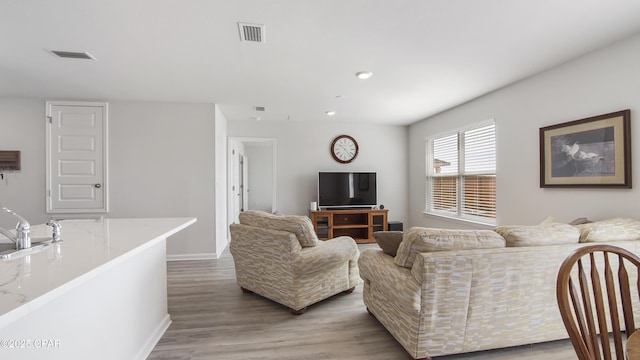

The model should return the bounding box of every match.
[426,122,496,224]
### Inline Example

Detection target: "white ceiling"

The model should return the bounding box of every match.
[2,0,640,125]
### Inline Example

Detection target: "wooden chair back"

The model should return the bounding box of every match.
[556,244,640,360]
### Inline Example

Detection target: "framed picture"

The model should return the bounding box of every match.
[540,109,631,188]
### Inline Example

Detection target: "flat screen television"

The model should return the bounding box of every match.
[318,172,377,209]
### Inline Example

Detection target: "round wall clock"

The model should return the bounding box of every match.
[331,135,359,163]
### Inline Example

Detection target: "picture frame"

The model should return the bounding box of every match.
[540,109,631,188]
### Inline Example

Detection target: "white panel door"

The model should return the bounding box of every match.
[232,145,241,219]
[46,101,108,213]
[241,154,249,211]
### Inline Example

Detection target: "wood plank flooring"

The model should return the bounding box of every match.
[147,245,577,360]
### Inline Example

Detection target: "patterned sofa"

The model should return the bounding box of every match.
[229,210,360,314]
[359,218,640,360]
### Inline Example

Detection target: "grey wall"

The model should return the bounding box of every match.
[8,32,634,250]
[409,32,640,229]
[227,120,409,225]
[0,98,45,226]
[0,99,221,258]
[214,106,228,258]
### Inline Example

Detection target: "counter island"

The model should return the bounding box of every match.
[0,217,196,360]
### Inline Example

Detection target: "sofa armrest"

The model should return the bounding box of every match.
[359,249,422,313]
[412,251,474,313]
[230,223,302,258]
[410,251,473,345]
[293,236,359,275]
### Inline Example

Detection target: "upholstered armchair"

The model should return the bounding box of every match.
[229,210,360,314]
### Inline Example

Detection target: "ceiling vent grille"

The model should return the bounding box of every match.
[254,106,266,112]
[48,50,97,60]
[238,22,265,43]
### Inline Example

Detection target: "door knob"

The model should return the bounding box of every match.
[94,184,101,188]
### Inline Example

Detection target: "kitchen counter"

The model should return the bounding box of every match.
[0,217,196,360]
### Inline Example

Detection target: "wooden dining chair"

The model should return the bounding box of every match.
[556,244,640,360]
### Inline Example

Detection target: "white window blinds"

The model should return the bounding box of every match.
[427,122,496,224]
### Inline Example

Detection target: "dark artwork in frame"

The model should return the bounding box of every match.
[540,109,631,188]
[550,126,615,177]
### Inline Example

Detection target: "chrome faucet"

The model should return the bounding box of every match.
[0,227,17,244]
[46,220,62,242]
[1,207,31,250]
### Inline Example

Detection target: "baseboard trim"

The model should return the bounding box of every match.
[135,314,171,360]
[167,253,218,261]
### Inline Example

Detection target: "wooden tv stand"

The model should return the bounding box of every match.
[309,209,388,244]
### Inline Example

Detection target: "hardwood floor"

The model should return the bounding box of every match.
[148,244,577,360]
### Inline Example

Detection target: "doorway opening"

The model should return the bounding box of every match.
[227,137,276,225]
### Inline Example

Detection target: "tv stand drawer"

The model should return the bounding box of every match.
[334,213,367,226]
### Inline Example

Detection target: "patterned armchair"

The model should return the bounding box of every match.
[229,210,360,314]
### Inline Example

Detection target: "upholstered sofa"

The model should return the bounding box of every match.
[359,218,640,360]
[229,210,360,314]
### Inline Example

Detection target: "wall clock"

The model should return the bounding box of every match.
[331,135,359,163]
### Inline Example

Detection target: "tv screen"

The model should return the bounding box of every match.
[318,172,377,208]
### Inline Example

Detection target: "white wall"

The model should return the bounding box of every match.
[227,120,409,225]
[0,98,222,258]
[409,32,640,229]
[214,105,228,259]
[9,35,634,248]
[0,98,46,228]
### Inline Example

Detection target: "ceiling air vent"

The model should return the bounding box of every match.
[238,22,265,43]
[254,106,266,112]
[48,50,97,60]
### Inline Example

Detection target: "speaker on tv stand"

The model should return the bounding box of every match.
[388,221,403,231]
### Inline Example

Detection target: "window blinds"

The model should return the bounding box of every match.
[428,123,496,223]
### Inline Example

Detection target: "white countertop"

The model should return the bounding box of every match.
[0,217,196,328]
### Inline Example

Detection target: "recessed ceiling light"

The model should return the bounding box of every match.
[325,111,336,116]
[250,116,261,121]
[355,71,372,79]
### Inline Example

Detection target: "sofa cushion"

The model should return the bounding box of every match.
[494,219,579,247]
[373,231,404,256]
[394,227,506,268]
[576,217,640,243]
[569,217,593,225]
[239,210,319,247]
